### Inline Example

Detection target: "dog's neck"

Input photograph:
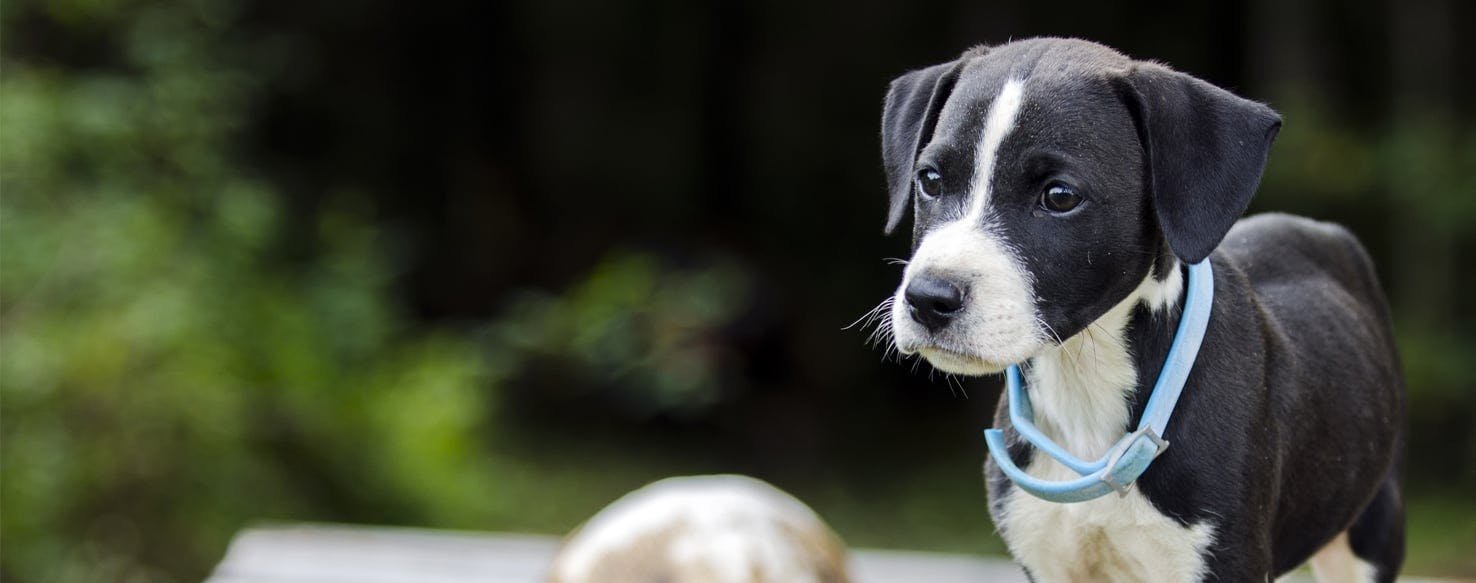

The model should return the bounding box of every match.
[1023,262,1184,466]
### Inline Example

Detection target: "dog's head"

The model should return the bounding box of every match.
[880,38,1280,375]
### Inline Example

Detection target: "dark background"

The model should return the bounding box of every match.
[3,0,1474,580]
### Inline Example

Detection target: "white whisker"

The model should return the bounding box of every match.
[844,296,894,331]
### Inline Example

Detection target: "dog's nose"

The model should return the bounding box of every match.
[905,275,965,332]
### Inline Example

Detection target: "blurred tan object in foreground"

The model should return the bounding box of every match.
[547,474,852,583]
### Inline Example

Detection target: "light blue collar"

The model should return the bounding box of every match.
[983,260,1214,503]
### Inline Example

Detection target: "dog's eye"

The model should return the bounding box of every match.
[916,168,943,198]
[1041,183,1083,213]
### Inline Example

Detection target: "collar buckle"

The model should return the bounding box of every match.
[1100,427,1170,497]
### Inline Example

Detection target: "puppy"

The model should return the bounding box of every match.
[877,38,1404,582]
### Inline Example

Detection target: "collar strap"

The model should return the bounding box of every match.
[983,260,1214,503]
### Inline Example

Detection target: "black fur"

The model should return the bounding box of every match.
[881,38,1406,581]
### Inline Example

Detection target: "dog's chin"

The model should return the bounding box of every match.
[915,347,1010,376]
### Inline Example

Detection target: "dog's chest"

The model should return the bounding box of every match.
[994,294,1215,583]
[997,471,1216,583]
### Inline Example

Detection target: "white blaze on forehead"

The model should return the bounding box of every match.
[965,78,1027,221]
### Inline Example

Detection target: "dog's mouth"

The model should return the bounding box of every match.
[906,344,1010,376]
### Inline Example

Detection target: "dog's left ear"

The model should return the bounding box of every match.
[1116,63,1282,264]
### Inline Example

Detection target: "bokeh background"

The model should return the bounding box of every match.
[3,0,1474,580]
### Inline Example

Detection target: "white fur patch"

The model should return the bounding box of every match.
[891,78,1041,375]
[1139,260,1184,314]
[995,271,1217,582]
[1307,531,1378,583]
[549,475,846,583]
[964,79,1026,222]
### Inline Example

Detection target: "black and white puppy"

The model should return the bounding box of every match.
[878,38,1405,582]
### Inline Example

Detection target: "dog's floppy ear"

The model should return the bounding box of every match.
[881,59,965,235]
[1116,62,1282,263]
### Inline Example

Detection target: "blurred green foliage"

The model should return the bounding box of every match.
[2,0,1474,581]
[0,8,754,578]
[0,44,738,579]
[494,253,751,417]
[3,4,475,577]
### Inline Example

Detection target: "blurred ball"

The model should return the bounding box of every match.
[547,475,851,583]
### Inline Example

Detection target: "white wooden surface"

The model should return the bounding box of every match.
[208,523,1452,583]
[206,523,1029,583]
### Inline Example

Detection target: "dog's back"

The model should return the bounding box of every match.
[1219,212,1401,401]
